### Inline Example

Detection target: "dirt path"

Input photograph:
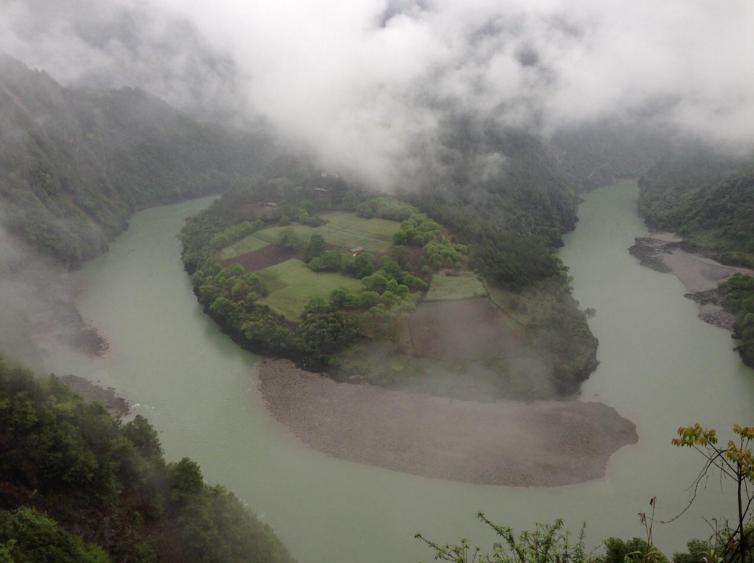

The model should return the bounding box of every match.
[258,359,637,487]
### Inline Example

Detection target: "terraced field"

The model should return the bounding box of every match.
[257,259,363,320]
[220,234,269,260]
[425,272,487,301]
[252,212,400,253]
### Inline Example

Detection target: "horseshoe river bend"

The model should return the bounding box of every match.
[44,179,754,563]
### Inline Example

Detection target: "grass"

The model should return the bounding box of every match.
[424,271,487,301]
[252,212,400,253]
[219,235,269,260]
[257,259,363,320]
[254,224,320,245]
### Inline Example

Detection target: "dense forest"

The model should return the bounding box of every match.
[180,140,598,398]
[638,151,754,268]
[552,121,673,191]
[0,356,295,563]
[0,55,274,266]
[720,274,754,368]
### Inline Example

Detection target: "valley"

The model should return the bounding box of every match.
[38,179,754,563]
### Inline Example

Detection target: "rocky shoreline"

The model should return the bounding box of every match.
[258,359,637,487]
[630,233,753,330]
[60,374,130,418]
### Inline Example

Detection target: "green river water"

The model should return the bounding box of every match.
[44,179,754,562]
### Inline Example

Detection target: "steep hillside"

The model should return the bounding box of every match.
[551,121,672,191]
[0,356,296,563]
[639,152,754,266]
[0,55,273,266]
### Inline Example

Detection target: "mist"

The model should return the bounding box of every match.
[0,221,90,371]
[1,0,753,189]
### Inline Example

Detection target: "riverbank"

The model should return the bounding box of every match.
[630,233,754,330]
[59,374,129,417]
[258,359,637,487]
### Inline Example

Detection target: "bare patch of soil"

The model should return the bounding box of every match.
[409,298,520,359]
[258,359,637,486]
[224,244,296,272]
[60,375,129,417]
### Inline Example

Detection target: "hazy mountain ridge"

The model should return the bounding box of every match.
[0,54,273,266]
[638,151,754,266]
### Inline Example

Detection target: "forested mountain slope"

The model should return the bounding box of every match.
[551,121,672,191]
[0,356,296,563]
[638,151,754,266]
[0,55,273,266]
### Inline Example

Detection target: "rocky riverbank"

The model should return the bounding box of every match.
[60,374,130,417]
[258,359,637,487]
[630,233,754,330]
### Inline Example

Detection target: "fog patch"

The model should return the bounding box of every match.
[0,220,105,371]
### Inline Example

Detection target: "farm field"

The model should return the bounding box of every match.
[220,234,269,260]
[257,259,363,320]
[252,212,400,253]
[424,271,487,301]
[223,244,295,271]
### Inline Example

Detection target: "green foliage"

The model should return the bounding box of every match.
[308,250,343,272]
[298,310,359,369]
[0,55,274,266]
[638,153,754,265]
[278,227,305,250]
[0,507,109,563]
[179,144,598,399]
[257,259,363,320]
[0,358,296,563]
[306,234,326,260]
[599,538,667,563]
[720,274,754,368]
[425,272,487,301]
[344,253,375,278]
[416,514,590,563]
[473,230,561,291]
[356,196,415,221]
[393,213,444,246]
[423,239,462,269]
[210,221,264,251]
[673,423,754,562]
[489,277,598,395]
[674,539,725,563]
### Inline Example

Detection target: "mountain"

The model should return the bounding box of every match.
[0,55,274,266]
[638,150,754,266]
[551,120,673,191]
[0,356,296,562]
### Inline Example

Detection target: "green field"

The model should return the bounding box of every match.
[257,259,363,320]
[424,271,487,301]
[219,234,269,260]
[252,212,400,253]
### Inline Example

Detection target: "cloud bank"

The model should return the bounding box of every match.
[2,0,754,186]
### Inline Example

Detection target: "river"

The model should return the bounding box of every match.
[44,179,754,562]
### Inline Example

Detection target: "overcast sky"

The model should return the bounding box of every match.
[2,0,753,186]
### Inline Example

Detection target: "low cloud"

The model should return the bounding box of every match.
[2,0,754,186]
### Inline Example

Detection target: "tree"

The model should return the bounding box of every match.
[306,234,325,261]
[672,423,754,562]
[0,508,109,563]
[345,253,374,278]
[123,415,162,461]
[416,514,589,563]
